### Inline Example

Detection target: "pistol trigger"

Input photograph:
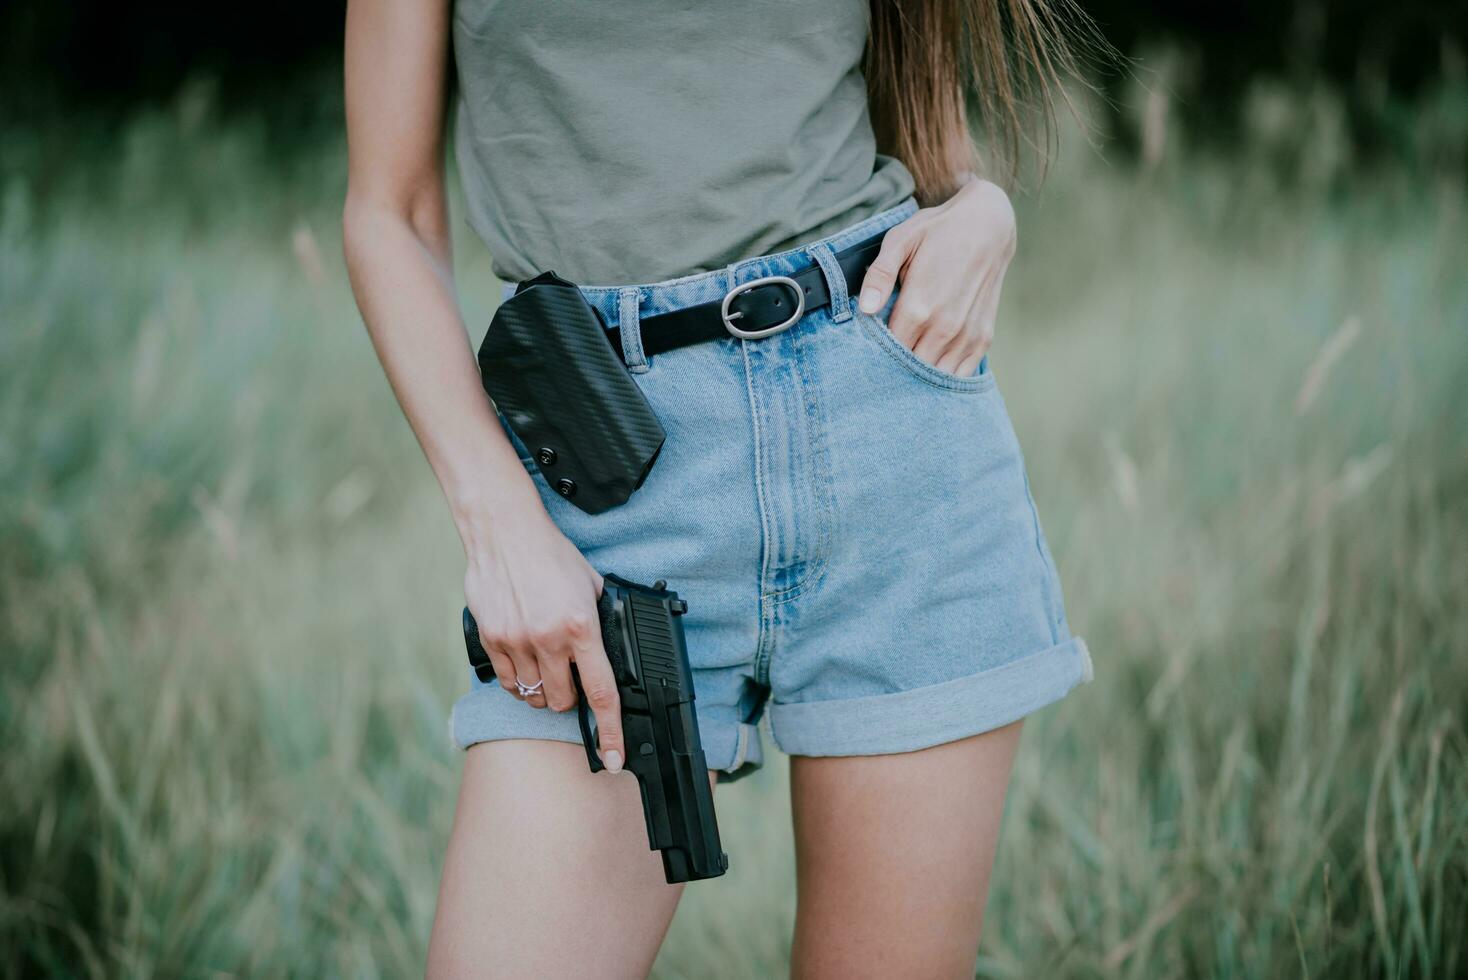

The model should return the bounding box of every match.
[570,663,605,773]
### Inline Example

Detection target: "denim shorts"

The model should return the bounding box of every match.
[450,197,1094,780]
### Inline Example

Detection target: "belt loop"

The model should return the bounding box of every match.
[618,287,649,373]
[806,242,852,323]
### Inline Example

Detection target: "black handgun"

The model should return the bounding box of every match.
[462,573,728,884]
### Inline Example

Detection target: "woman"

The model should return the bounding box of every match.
[343,1,1098,975]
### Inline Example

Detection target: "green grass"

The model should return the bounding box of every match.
[2,96,1466,978]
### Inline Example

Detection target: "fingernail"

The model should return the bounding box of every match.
[603,749,623,773]
[859,288,880,313]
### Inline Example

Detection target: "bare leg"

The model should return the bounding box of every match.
[427,739,692,979]
[788,722,1024,980]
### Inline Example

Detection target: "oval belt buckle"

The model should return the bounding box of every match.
[721,275,805,340]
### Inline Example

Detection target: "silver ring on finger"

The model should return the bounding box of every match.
[515,678,544,698]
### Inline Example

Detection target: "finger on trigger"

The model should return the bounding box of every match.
[572,647,624,773]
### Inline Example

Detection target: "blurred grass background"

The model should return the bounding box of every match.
[3,33,1468,980]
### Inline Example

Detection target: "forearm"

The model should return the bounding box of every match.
[342,197,546,552]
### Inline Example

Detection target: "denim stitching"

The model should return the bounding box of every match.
[806,242,851,323]
[767,319,834,606]
[739,310,777,685]
[755,334,829,606]
[754,596,776,687]
[855,306,998,393]
[618,287,648,373]
[1019,466,1061,647]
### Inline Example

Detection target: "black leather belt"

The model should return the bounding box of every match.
[604,230,888,360]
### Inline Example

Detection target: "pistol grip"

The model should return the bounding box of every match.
[462,608,498,685]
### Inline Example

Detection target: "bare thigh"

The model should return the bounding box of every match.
[427,739,692,979]
[788,721,1024,980]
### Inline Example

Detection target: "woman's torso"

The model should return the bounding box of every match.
[450,0,915,285]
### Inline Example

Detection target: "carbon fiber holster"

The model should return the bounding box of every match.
[478,271,665,514]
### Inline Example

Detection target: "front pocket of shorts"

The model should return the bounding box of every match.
[854,305,997,394]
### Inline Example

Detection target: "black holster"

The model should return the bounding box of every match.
[477,272,665,514]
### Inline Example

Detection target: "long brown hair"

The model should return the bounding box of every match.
[865,0,1113,202]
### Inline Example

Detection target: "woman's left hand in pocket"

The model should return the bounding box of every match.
[857,176,1017,378]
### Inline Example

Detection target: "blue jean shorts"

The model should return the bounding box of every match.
[450,197,1093,780]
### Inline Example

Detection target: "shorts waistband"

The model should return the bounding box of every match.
[496,197,920,330]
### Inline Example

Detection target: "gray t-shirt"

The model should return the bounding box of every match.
[451,0,916,285]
